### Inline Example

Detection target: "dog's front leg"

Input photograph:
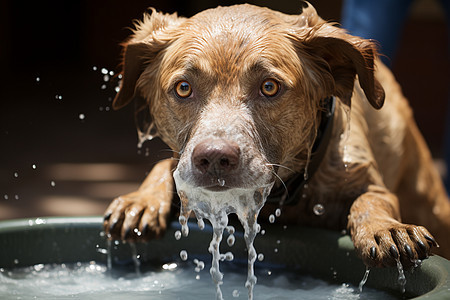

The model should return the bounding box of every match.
[103,158,177,241]
[348,185,438,268]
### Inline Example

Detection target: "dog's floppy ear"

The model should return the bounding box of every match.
[113,9,184,110]
[113,42,152,110]
[292,2,384,109]
[304,36,385,110]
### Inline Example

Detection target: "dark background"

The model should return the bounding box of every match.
[0,0,448,219]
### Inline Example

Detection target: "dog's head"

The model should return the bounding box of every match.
[114,2,384,192]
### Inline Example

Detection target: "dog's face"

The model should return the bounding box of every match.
[113,3,384,191]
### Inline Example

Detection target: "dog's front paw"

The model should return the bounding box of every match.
[352,221,438,268]
[103,191,170,241]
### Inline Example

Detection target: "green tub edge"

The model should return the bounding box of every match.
[0,216,448,299]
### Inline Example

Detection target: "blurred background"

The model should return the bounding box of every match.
[0,0,448,220]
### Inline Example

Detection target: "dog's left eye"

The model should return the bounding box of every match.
[260,79,280,97]
[175,80,193,98]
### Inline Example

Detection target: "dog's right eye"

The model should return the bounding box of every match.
[175,80,193,98]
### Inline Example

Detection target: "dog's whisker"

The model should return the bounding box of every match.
[160,148,180,154]
[266,163,294,173]
[271,170,288,195]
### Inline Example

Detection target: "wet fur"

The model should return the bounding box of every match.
[103,3,450,267]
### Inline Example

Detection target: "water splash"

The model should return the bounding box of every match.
[129,243,141,276]
[358,266,370,292]
[174,169,273,300]
[137,122,159,149]
[106,239,112,270]
[395,259,406,293]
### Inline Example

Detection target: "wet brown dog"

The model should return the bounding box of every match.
[103,2,450,267]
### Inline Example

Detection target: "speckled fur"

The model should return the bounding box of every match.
[103,2,450,267]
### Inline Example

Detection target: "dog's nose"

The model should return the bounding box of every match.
[192,138,240,176]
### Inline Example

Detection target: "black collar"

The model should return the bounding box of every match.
[266,96,336,205]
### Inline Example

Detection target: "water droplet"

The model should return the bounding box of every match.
[232,289,240,297]
[115,86,120,93]
[260,229,266,235]
[257,253,264,261]
[92,66,98,71]
[13,259,19,265]
[275,208,281,217]
[32,164,37,170]
[79,113,85,120]
[101,84,107,90]
[226,226,235,234]
[274,248,278,253]
[36,77,40,82]
[194,259,205,272]
[268,214,275,223]
[13,172,18,178]
[303,170,309,181]
[180,250,188,261]
[14,195,19,200]
[55,95,62,100]
[101,68,108,75]
[109,70,114,76]
[224,252,234,261]
[227,234,235,247]
[218,178,225,187]
[162,262,177,271]
[50,181,56,187]
[174,230,181,240]
[3,194,8,200]
[313,203,325,216]
[103,74,110,82]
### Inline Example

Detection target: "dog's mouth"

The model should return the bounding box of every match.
[204,185,230,192]
[189,176,239,191]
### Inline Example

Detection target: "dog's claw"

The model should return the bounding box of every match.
[389,245,399,259]
[109,219,118,232]
[370,246,377,259]
[424,235,438,247]
[142,224,149,236]
[123,227,132,240]
[103,212,112,221]
[417,239,427,252]
[404,244,413,258]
